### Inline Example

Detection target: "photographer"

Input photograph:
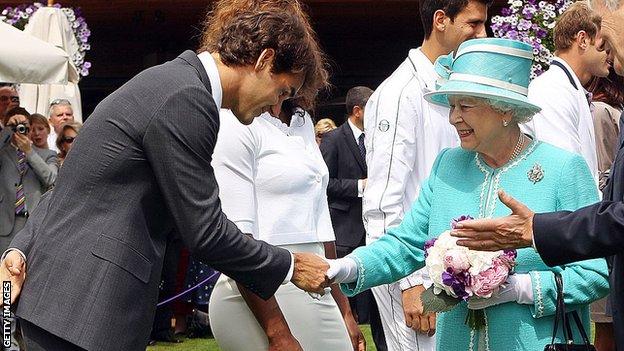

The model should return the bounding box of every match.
[0,107,57,252]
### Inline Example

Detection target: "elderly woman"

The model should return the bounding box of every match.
[328,38,609,350]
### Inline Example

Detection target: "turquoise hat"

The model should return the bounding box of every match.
[424,38,541,114]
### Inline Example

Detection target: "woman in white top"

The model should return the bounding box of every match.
[209,103,364,351]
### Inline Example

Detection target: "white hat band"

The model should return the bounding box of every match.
[449,73,529,96]
[456,44,534,60]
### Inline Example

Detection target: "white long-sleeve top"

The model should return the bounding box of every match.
[522,57,598,183]
[212,109,335,246]
[363,48,459,289]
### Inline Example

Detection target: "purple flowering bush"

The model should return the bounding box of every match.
[1,2,92,77]
[491,0,573,78]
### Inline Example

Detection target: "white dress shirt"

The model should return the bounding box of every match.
[347,118,366,197]
[363,48,459,289]
[213,109,335,245]
[522,57,598,184]
[47,129,58,153]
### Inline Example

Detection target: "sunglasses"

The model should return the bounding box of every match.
[61,136,75,144]
[50,98,71,107]
[0,96,19,103]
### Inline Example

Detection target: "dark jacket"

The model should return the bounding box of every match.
[533,112,624,350]
[320,122,366,249]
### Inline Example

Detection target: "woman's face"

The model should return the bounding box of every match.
[29,121,49,148]
[61,129,78,154]
[448,95,508,154]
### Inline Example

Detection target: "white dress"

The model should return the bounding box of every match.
[208,109,352,351]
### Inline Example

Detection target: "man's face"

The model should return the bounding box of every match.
[444,0,489,52]
[0,87,19,118]
[585,31,611,77]
[49,104,74,132]
[231,51,305,125]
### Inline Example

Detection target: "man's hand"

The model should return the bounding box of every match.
[13,132,32,154]
[268,332,303,351]
[291,252,330,294]
[402,285,436,336]
[451,190,534,251]
[0,250,26,306]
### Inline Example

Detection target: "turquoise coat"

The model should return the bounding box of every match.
[342,141,609,350]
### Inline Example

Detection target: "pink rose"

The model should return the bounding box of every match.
[443,249,470,273]
[470,260,510,298]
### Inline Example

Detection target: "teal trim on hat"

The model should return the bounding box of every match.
[424,38,541,114]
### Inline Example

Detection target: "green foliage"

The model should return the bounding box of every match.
[421,286,460,313]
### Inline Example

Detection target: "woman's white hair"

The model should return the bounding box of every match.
[468,97,536,124]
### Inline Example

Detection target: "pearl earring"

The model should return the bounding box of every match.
[503,120,509,127]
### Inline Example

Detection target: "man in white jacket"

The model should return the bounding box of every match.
[523,2,610,183]
[362,0,490,349]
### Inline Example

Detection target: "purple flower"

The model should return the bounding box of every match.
[424,238,437,257]
[442,268,470,300]
[501,8,511,16]
[503,249,517,260]
[450,215,474,229]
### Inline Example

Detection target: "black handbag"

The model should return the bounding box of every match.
[544,272,596,351]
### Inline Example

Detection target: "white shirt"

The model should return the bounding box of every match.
[522,57,598,184]
[213,109,335,246]
[47,129,58,153]
[347,118,366,197]
[363,48,459,289]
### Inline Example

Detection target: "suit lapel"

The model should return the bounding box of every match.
[341,123,366,172]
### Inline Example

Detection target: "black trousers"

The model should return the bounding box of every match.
[337,245,388,351]
[20,319,85,351]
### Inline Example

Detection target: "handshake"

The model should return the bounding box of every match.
[0,251,356,306]
[290,253,357,294]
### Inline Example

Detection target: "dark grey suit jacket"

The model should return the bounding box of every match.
[320,122,366,249]
[10,51,291,351]
[533,112,624,349]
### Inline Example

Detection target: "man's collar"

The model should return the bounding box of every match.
[197,52,223,109]
[347,118,363,139]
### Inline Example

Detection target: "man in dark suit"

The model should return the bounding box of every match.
[0,6,331,351]
[320,86,387,351]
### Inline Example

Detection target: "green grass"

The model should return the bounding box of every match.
[147,325,377,351]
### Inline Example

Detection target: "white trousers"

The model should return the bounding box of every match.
[371,282,436,351]
[208,243,352,351]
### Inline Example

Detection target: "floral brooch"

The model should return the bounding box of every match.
[527,163,544,184]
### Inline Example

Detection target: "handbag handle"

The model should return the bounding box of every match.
[549,272,592,348]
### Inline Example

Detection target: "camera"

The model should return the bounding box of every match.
[11,123,29,135]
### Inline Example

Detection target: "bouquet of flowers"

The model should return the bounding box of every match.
[421,216,517,329]
[490,0,574,78]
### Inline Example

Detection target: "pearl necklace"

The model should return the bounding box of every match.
[509,132,527,161]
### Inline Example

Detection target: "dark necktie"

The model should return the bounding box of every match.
[358,133,366,161]
[15,149,27,215]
